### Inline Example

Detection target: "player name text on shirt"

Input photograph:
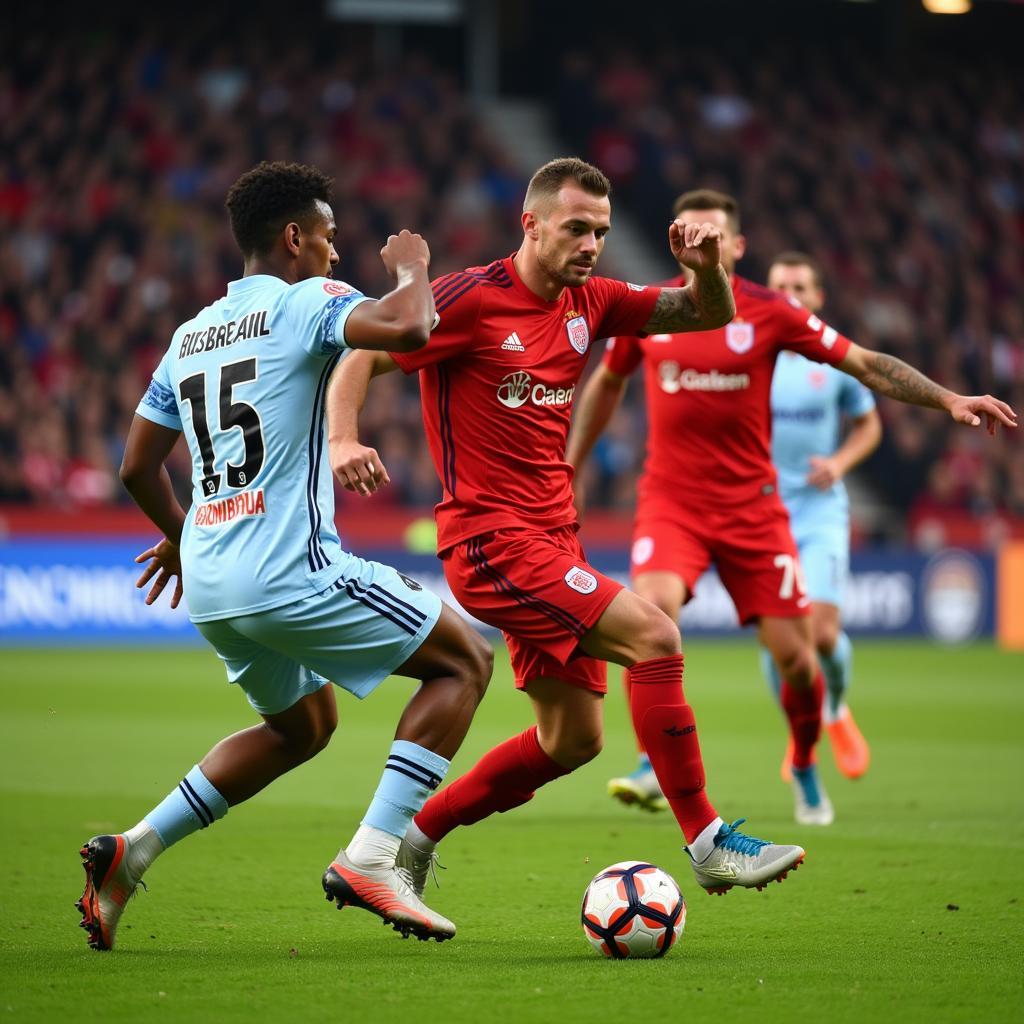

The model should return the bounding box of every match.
[178,310,271,359]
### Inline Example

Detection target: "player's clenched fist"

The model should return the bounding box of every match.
[379,229,431,276]
[669,219,723,274]
[330,438,391,496]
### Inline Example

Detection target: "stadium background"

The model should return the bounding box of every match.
[1,0,1021,647]
[1,3,1022,1022]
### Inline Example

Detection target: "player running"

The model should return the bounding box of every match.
[761,251,881,782]
[76,162,493,950]
[329,157,808,901]
[569,189,1016,826]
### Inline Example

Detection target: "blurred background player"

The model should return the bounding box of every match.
[76,162,493,950]
[329,158,809,899]
[569,189,1017,826]
[761,251,881,782]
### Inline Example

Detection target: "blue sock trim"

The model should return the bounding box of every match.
[144,765,228,848]
[363,741,451,838]
[638,753,652,772]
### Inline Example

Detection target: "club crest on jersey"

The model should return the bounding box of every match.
[726,322,754,354]
[564,566,598,594]
[322,280,352,296]
[566,315,590,355]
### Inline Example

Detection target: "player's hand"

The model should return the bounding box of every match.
[806,455,843,490]
[330,439,391,496]
[134,538,183,609]
[379,230,430,278]
[669,220,723,274]
[947,394,1018,435]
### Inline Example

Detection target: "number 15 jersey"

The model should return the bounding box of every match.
[136,274,369,622]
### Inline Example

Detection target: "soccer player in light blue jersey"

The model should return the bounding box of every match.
[761,252,882,783]
[76,162,492,950]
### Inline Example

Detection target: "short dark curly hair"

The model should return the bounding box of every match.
[225,161,334,258]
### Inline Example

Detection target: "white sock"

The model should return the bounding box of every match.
[688,816,725,862]
[344,824,402,869]
[124,820,165,877]
[404,819,437,854]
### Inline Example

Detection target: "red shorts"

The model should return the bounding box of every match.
[630,494,808,625]
[442,525,623,693]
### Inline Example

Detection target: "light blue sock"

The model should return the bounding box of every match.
[820,631,853,720]
[362,740,451,838]
[637,752,652,773]
[145,765,229,848]
[760,646,783,703]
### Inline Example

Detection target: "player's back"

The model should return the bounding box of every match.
[140,274,366,621]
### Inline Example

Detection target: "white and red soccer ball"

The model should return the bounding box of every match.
[581,861,686,959]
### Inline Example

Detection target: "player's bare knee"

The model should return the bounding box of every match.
[450,631,493,705]
[634,607,680,662]
[779,647,816,686]
[559,731,604,769]
[816,626,839,658]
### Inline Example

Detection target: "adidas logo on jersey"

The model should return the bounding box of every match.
[501,332,526,352]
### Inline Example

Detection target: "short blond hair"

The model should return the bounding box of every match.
[524,157,611,214]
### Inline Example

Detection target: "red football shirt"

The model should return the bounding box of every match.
[393,255,661,551]
[603,274,853,508]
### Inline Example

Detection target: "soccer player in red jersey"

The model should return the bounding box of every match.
[568,189,1017,825]
[328,158,808,906]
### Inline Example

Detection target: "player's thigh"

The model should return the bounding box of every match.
[195,616,330,717]
[714,502,811,625]
[260,684,338,751]
[580,586,680,666]
[393,601,493,696]
[232,557,443,702]
[525,675,605,765]
[632,571,689,619]
[444,527,620,668]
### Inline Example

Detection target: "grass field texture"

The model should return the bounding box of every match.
[1,641,1022,1024]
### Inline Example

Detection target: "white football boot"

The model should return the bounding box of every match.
[687,819,806,894]
[607,761,669,813]
[76,835,144,950]
[322,851,455,942]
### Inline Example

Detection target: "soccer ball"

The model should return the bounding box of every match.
[581,861,686,959]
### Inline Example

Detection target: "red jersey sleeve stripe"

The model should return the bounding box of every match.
[432,263,512,312]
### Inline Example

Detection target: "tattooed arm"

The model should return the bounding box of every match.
[641,219,736,334]
[839,344,1018,434]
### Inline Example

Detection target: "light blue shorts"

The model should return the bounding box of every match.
[791,519,849,608]
[195,557,441,716]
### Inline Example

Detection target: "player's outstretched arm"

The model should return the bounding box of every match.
[807,408,883,490]
[343,230,435,353]
[839,344,1018,435]
[327,349,400,495]
[566,365,629,517]
[641,220,736,334]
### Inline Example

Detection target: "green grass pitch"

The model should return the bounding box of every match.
[1,640,1022,1023]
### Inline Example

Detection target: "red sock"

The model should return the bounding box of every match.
[627,654,718,844]
[414,726,569,843]
[781,671,825,770]
[621,670,646,755]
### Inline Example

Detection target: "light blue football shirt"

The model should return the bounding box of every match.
[770,350,876,514]
[136,274,370,621]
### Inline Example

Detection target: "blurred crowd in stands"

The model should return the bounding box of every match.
[0,29,523,514]
[1,24,1020,547]
[556,43,1024,542]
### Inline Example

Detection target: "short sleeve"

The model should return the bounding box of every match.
[589,277,662,340]
[136,352,182,430]
[839,370,876,418]
[602,335,644,377]
[776,297,852,366]
[392,274,482,374]
[283,277,371,356]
